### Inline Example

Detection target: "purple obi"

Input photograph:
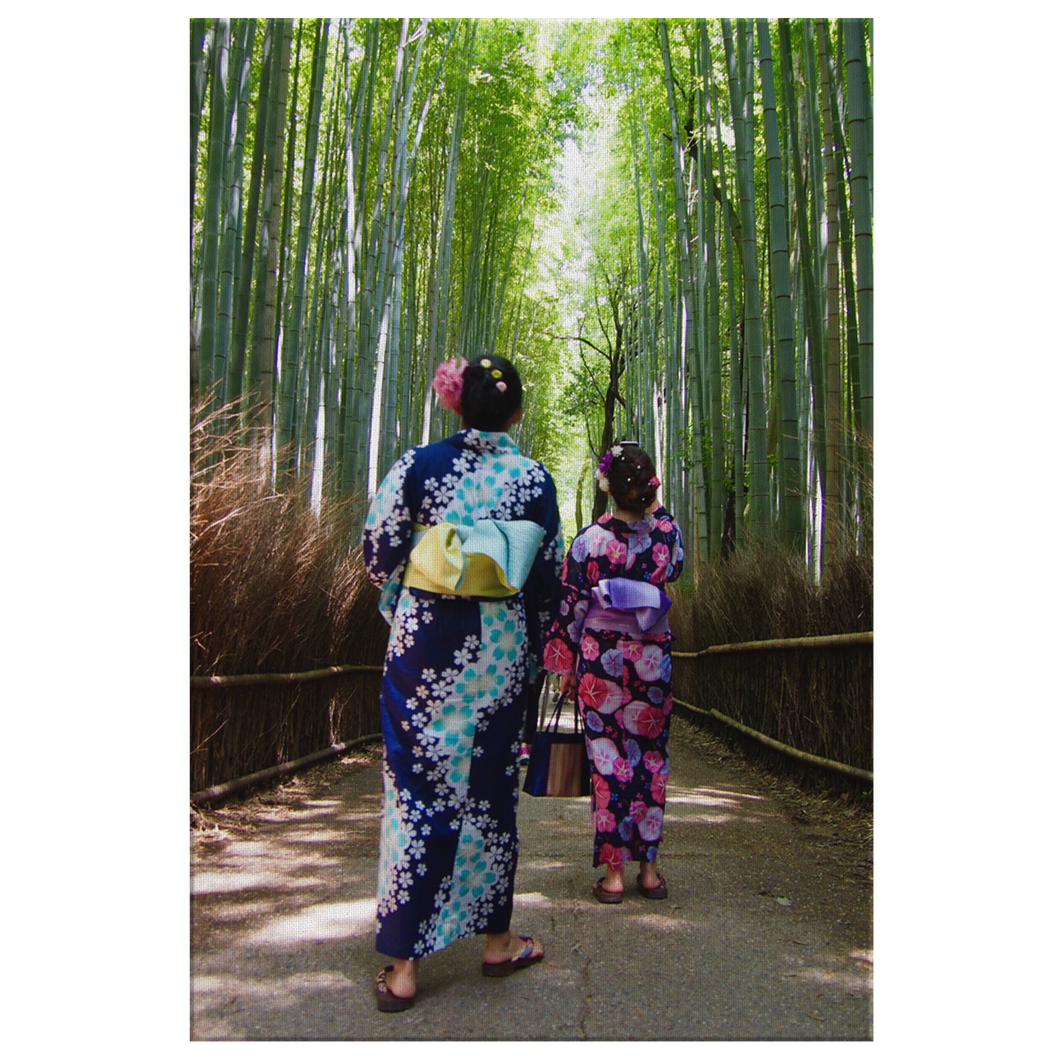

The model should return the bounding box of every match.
[583,578,671,638]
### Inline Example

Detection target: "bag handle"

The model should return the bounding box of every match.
[542,690,581,735]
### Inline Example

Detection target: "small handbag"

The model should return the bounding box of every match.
[522,692,591,798]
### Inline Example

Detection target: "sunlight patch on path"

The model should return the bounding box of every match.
[243,898,377,945]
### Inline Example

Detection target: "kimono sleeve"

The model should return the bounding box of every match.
[541,535,593,676]
[362,448,418,619]
[522,466,564,674]
[650,505,685,586]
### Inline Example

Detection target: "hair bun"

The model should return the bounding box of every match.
[603,443,659,514]
[459,354,523,431]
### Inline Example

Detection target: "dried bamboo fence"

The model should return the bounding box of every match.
[191,442,872,798]
[190,402,391,794]
[668,547,873,791]
[190,664,385,794]
[674,627,873,788]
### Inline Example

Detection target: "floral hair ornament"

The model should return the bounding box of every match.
[432,357,468,414]
[495,381,507,393]
[595,447,618,492]
[649,475,661,488]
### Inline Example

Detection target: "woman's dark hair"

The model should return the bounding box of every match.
[461,355,523,432]
[608,443,658,513]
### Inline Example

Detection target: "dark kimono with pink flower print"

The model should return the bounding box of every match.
[543,506,683,870]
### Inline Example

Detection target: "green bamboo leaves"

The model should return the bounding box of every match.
[190,18,872,571]
[192,18,571,508]
[613,18,870,572]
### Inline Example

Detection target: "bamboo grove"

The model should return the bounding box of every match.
[190,18,872,578]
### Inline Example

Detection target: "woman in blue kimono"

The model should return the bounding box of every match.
[362,354,563,1012]
[543,443,683,905]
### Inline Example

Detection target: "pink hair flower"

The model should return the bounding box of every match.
[432,357,468,413]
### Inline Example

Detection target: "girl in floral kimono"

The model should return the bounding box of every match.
[362,354,563,1011]
[543,443,683,904]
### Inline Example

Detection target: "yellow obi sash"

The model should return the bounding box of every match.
[403,519,546,598]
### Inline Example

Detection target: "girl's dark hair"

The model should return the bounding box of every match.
[608,443,658,513]
[461,355,523,432]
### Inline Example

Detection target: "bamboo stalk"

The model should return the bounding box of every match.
[756,19,802,550]
[191,732,383,804]
[817,19,843,578]
[192,663,384,689]
[230,20,271,412]
[216,19,256,411]
[188,14,208,402]
[278,19,330,477]
[672,630,872,657]
[673,697,872,783]
[250,18,291,418]
[198,18,230,401]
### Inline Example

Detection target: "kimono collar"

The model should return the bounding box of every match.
[599,512,655,534]
[453,429,521,456]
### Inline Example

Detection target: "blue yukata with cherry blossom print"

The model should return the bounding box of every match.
[362,429,563,960]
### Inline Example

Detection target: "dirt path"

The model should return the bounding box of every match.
[190,712,872,1040]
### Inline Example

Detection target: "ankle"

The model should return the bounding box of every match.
[385,967,416,1001]
[484,931,518,957]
